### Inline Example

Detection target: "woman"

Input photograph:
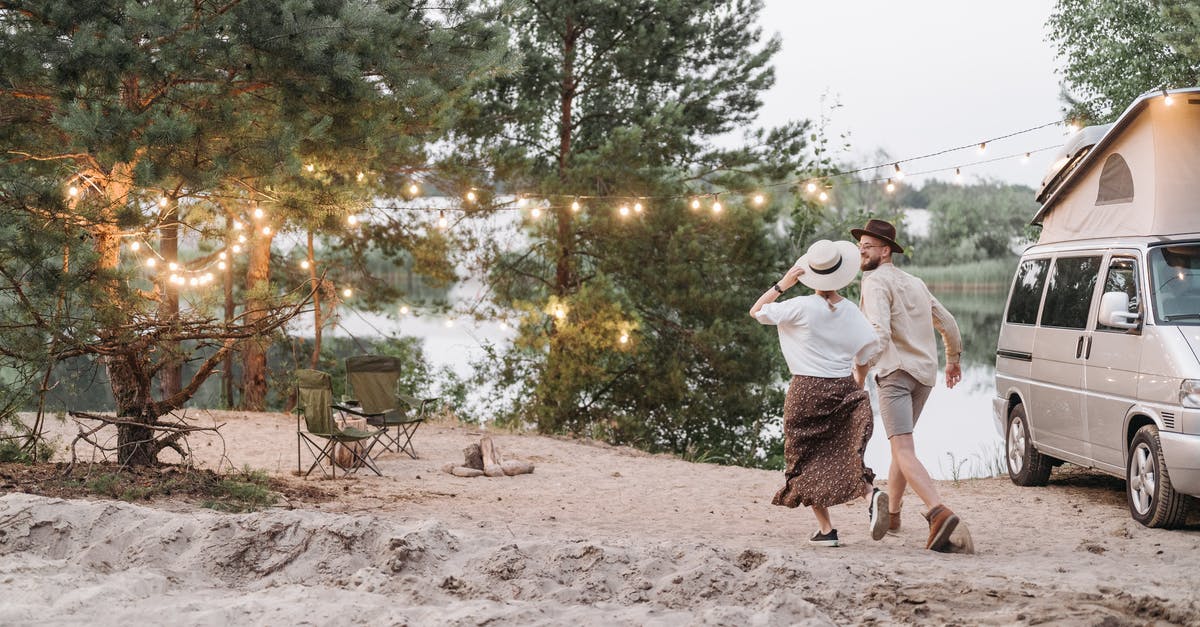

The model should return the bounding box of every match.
[749,239,888,547]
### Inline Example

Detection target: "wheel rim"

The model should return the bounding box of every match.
[1129,442,1157,516]
[1008,417,1026,474]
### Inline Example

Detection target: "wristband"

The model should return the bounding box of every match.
[772,283,784,294]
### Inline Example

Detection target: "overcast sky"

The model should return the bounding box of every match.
[755,1,1065,190]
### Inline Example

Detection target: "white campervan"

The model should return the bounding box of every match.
[994,87,1200,528]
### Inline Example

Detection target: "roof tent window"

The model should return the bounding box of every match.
[1095,153,1134,205]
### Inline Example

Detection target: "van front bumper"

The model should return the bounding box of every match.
[1159,431,1200,497]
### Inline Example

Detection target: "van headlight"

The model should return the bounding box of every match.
[1182,379,1200,409]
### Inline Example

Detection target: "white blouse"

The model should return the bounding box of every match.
[754,294,878,378]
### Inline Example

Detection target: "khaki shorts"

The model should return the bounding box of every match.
[875,370,932,438]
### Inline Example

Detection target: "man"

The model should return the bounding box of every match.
[851,218,964,552]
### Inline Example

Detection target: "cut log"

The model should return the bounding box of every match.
[450,466,485,478]
[480,436,505,477]
[501,460,534,476]
[462,443,484,470]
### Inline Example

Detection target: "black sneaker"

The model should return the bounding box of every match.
[808,529,839,547]
[868,488,889,541]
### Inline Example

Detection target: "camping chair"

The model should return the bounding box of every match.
[343,355,438,459]
[294,368,384,478]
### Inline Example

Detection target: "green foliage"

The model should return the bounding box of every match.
[202,468,278,513]
[458,0,831,468]
[1049,0,1200,123]
[0,438,55,463]
[908,181,1038,266]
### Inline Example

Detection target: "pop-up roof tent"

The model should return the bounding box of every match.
[1033,86,1200,243]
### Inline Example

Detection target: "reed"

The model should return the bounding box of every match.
[906,258,1017,290]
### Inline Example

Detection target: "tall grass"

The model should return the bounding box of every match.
[905,258,1017,289]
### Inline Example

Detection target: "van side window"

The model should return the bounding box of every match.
[1006,258,1049,325]
[1041,256,1102,329]
[1096,257,1140,333]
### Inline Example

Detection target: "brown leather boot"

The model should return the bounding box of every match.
[888,511,902,533]
[923,504,960,551]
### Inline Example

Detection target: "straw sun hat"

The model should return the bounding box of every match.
[794,239,860,292]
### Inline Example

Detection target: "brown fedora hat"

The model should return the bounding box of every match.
[850,218,905,254]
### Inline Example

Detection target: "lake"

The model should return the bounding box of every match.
[335,284,1011,480]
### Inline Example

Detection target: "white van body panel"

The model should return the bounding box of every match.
[994,235,1200,499]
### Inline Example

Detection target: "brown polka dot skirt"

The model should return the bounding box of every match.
[772,375,876,509]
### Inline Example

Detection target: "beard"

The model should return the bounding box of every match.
[860,256,880,271]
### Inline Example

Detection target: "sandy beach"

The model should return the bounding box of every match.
[2,409,1199,625]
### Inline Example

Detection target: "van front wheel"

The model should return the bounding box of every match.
[1126,425,1190,528]
[1007,403,1052,486]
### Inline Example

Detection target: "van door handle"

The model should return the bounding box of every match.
[1076,336,1085,358]
[1085,336,1093,359]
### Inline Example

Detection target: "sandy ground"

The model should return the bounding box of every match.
[2,409,1199,626]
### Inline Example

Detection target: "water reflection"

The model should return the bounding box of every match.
[864,288,1008,480]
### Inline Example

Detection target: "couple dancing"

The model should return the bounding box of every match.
[749,219,965,553]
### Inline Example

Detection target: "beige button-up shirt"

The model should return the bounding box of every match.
[859,263,962,387]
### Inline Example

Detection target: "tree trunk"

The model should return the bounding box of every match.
[540,21,580,433]
[222,216,236,408]
[94,161,161,465]
[158,200,182,399]
[239,227,274,410]
[308,230,322,368]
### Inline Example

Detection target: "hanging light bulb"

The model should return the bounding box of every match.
[408,182,419,196]
[954,168,962,184]
[690,198,701,210]
[218,261,227,270]
[444,319,454,328]
[232,244,242,253]
[712,199,723,213]
[145,258,157,268]
[169,273,180,284]
[253,207,264,219]
[978,142,987,154]
[516,196,527,208]
[218,251,227,261]
[233,221,243,231]
[1163,87,1174,105]
[305,163,315,172]
[531,207,541,219]
[818,191,829,202]
[300,259,310,269]
[399,305,410,315]
[158,197,168,208]
[571,199,581,212]
[437,210,448,229]
[356,171,365,182]
[237,234,247,243]
[130,241,140,252]
[619,332,629,345]
[347,215,358,226]
[554,306,566,320]
[619,205,630,217]
[893,163,904,180]
[204,272,214,282]
[466,190,477,202]
[261,226,271,235]
[189,277,199,287]
[342,287,353,298]
[806,181,818,194]
[168,262,179,271]
[885,179,895,193]
[633,202,643,213]
[753,194,765,206]
[1022,152,1031,163]
[68,186,79,197]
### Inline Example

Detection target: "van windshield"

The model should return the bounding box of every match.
[1149,244,1200,325]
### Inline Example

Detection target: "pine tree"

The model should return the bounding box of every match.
[458,0,828,465]
[0,0,508,462]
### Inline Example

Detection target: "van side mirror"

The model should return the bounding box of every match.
[1099,291,1140,329]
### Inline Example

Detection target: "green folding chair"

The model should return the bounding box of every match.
[343,355,438,459]
[294,368,384,478]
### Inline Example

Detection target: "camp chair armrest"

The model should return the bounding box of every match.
[331,403,386,420]
[396,393,439,410]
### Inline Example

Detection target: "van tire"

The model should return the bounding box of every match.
[1126,425,1190,528]
[1006,404,1052,486]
